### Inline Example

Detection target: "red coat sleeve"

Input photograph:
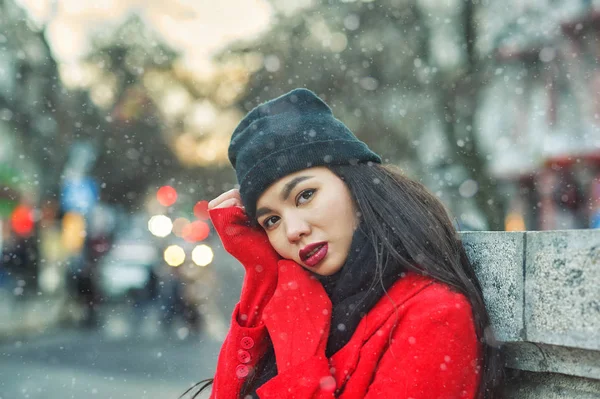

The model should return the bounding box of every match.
[256,289,481,399]
[209,303,270,399]
[209,207,281,398]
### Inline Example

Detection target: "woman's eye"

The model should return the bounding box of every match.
[296,189,315,205]
[263,216,279,228]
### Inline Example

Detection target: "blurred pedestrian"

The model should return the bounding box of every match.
[160,266,186,333]
[184,89,504,399]
[75,262,98,329]
[131,267,160,333]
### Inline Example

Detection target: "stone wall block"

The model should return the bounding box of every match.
[461,231,525,342]
[524,230,600,350]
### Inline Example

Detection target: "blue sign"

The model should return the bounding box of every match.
[61,177,99,215]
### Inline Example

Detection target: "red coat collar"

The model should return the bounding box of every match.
[329,272,434,390]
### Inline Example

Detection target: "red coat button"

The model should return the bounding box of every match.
[238,349,251,364]
[236,364,250,379]
[240,336,254,349]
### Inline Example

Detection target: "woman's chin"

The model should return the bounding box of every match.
[306,260,343,276]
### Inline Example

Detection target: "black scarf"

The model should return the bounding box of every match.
[245,225,405,398]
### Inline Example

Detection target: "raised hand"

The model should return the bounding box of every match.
[208,188,245,210]
[208,189,281,327]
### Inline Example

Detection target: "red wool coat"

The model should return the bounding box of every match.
[210,275,481,398]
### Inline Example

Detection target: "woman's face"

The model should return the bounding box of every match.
[255,167,358,276]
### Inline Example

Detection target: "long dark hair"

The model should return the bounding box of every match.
[329,163,504,399]
[182,162,504,399]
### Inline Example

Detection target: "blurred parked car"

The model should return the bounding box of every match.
[98,240,159,299]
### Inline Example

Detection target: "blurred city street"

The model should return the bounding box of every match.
[0,303,224,399]
[0,234,242,399]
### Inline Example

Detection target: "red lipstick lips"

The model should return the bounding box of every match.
[299,242,328,267]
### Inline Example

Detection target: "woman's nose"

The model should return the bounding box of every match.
[285,217,310,242]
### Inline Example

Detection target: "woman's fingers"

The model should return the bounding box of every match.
[210,196,244,210]
[208,190,234,209]
[208,189,243,210]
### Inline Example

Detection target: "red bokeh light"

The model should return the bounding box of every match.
[182,220,210,242]
[157,186,177,207]
[193,200,210,220]
[11,205,35,237]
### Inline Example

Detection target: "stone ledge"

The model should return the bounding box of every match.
[461,228,599,395]
[503,342,600,380]
[460,229,599,352]
[504,370,600,399]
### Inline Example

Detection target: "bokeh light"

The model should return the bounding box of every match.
[172,217,190,237]
[157,185,177,207]
[192,244,214,267]
[182,220,210,242]
[164,245,185,267]
[148,215,173,237]
[193,200,210,220]
[61,212,86,253]
[505,212,526,231]
[11,205,35,237]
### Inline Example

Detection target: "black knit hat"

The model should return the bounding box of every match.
[229,88,381,218]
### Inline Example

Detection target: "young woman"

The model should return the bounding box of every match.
[184,88,504,398]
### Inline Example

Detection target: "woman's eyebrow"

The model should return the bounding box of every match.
[255,176,314,219]
[255,207,273,220]
[280,176,313,201]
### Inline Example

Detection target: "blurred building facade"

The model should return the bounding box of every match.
[1,0,55,294]
[0,0,106,303]
[478,0,600,230]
